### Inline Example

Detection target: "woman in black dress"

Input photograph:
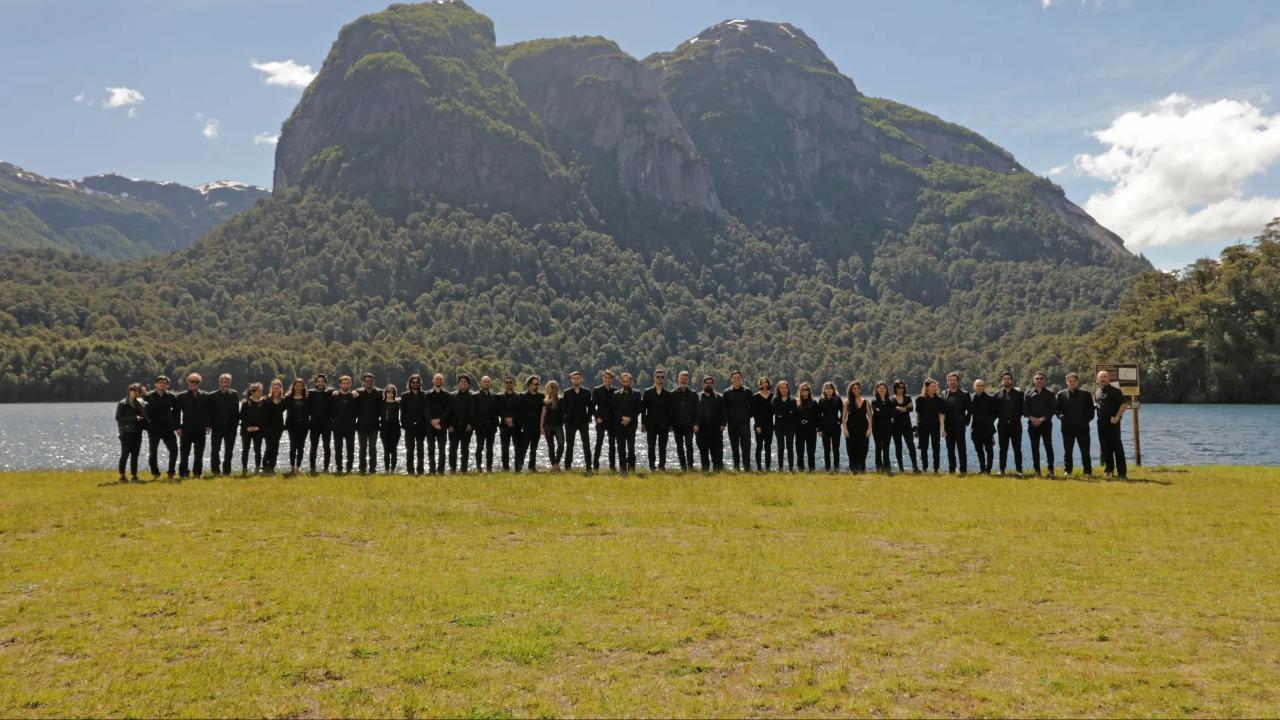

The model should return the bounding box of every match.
[115,382,147,483]
[890,379,919,473]
[843,381,871,474]
[380,384,401,473]
[795,382,820,472]
[239,383,265,475]
[817,381,843,472]
[915,378,944,474]
[752,377,774,472]
[261,378,287,474]
[284,378,309,476]
[871,382,894,473]
[771,380,798,472]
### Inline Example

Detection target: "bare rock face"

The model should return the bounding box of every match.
[503,37,723,231]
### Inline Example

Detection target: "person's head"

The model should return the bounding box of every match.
[269,378,284,399]
[974,378,987,394]
[874,381,889,400]
[822,381,836,399]
[314,373,328,390]
[1066,372,1079,391]
[526,374,540,392]
[457,374,471,391]
[602,370,614,387]
[892,379,906,398]
[154,375,170,392]
[186,373,202,391]
[219,373,232,391]
[1096,370,1110,386]
[923,378,938,397]
[290,378,306,398]
[757,376,772,393]
[947,371,960,391]
[570,371,582,388]
[362,372,374,390]
[339,375,352,392]
[1001,371,1014,390]
[408,373,422,391]
[503,375,515,392]
[702,375,715,392]
[1033,371,1046,390]
[798,382,812,399]
[846,380,862,398]
[127,382,144,400]
[777,380,790,398]
[544,379,559,402]
[677,370,690,388]
[654,369,666,387]
[621,372,633,389]
[249,382,263,399]
[480,375,492,392]
[730,371,743,389]
[384,384,398,401]
[432,373,444,389]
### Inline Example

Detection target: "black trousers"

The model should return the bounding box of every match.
[945,423,968,473]
[119,432,142,477]
[149,429,177,476]
[997,420,1023,473]
[209,427,236,475]
[727,423,751,470]
[918,425,941,471]
[357,428,378,473]
[262,430,281,473]
[696,426,723,470]
[618,423,638,471]
[845,432,869,473]
[241,431,263,471]
[179,430,206,478]
[892,425,917,471]
[287,426,307,469]
[449,428,472,472]
[672,426,694,470]
[1027,420,1055,473]
[426,426,447,473]
[474,428,495,471]
[499,424,517,471]
[820,428,841,470]
[309,426,331,472]
[515,426,540,471]
[593,421,616,470]
[972,432,994,473]
[1061,425,1092,475]
[774,425,795,470]
[404,428,425,475]
[543,425,564,465]
[334,429,355,473]
[1097,419,1127,477]
[381,427,400,472]
[646,427,669,470]
[754,425,773,470]
[563,422,591,470]
[872,425,892,471]
[796,427,817,471]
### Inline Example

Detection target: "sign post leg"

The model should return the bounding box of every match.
[1132,402,1141,467]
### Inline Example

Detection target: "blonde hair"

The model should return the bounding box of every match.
[544,379,560,404]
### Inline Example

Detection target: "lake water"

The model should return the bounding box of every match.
[0,402,1275,472]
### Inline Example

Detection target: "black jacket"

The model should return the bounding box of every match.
[1023,387,1056,422]
[915,395,944,430]
[994,387,1025,424]
[116,397,147,436]
[1055,388,1095,428]
[871,397,895,429]
[697,390,726,429]
[330,390,359,433]
[940,388,971,428]
[399,390,426,432]
[817,395,843,431]
[356,387,383,431]
[970,392,997,437]
[495,391,521,430]
[175,389,210,432]
[670,387,699,429]
[591,385,615,423]
[145,390,179,432]
[425,388,453,428]
[284,395,309,429]
[207,389,241,433]
[641,387,672,429]
[381,399,401,430]
[516,390,544,432]
[239,398,265,434]
[451,390,474,431]
[723,386,753,427]
[613,387,643,427]
[560,386,594,427]
[751,393,773,429]
[772,394,799,429]
[796,396,820,431]
[470,390,499,432]
[306,387,332,431]
[261,398,287,434]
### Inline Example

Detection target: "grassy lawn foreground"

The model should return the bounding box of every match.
[2,467,1278,717]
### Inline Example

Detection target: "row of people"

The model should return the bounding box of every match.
[113,368,1131,482]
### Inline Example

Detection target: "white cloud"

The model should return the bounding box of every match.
[253,132,280,146]
[250,59,316,89]
[202,118,220,140]
[72,92,86,104]
[1041,0,1053,8]
[102,86,145,110]
[1069,93,1280,249]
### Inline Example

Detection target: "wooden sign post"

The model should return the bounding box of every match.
[1094,363,1141,467]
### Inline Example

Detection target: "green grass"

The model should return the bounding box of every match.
[2,467,1278,717]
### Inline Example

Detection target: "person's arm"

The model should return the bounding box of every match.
[1113,392,1129,424]
[540,404,546,435]
[865,401,873,437]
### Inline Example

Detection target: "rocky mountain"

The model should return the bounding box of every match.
[0,162,269,259]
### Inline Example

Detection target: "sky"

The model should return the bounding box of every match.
[2,0,1278,270]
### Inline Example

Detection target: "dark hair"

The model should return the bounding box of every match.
[457,374,471,385]
[892,379,907,394]
[314,373,327,382]
[384,384,398,398]
[408,373,421,384]
[526,374,540,388]
[155,375,169,383]
[1066,372,1079,381]
[1001,371,1014,381]
[846,380,861,398]
[128,382,144,394]
[290,378,307,397]
[874,381,889,400]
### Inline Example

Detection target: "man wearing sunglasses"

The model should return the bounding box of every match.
[175,372,211,479]
[399,373,427,475]
[641,369,671,472]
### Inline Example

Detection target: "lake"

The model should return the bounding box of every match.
[0,402,1275,473]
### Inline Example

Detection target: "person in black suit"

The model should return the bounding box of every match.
[560,371,594,473]
[471,376,500,472]
[425,373,453,474]
[145,375,179,480]
[355,373,381,474]
[495,376,520,472]
[514,375,544,472]
[723,371,753,471]
[208,373,240,476]
[175,373,210,479]
[940,372,972,475]
[695,375,726,471]
[641,370,672,471]
[1024,371,1056,477]
[994,372,1025,475]
[613,372,643,473]
[591,371,617,472]
[306,374,332,475]
[1055,372,1094,476]
[449,374,475,473]
[1094,369,1129,480]
[400,374,427,475]
[330,375,359,475]
[670,371,698,470]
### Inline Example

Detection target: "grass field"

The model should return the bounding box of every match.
[1,467,1278,718]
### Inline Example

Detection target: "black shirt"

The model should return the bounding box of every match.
[261,397,286,433]
[890,395,914,431]
[516,390,544,431]
[356,386,382,431]
[845,396,870,434]
[613,388,642,427]
[495,391,521,429]
[560,386,594,427]
[817,395,843,431]
[591,385,615,423]
[1095,384,1128,422]
[994,387,1025,424]
[1055,388,1095,427]
[471,390,498,432]
[871,397,895,428]
[772,394,799,429]
[450,390,474,431]
[284,395,309,428]
[145,390,179,432]
[330,390,358,432]
[239,398,265,434]
[970,392,996,436]
[670,386,698,429]
[425,388,453,428]
[1023,387,1056,421]
[208,389,241,432]
[751,393,774,429]
[940,388,971,428]
[399,390,426,432]
[641,387,672,429]
[175,389,210,432]
[697,390,726,428]
[381,399,400,429]
[915,395,944,430]
[796,397,820,430]
[723,386,753,427]
[307,388,332,430]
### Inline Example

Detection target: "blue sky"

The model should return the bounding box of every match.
[3,0,1278,269]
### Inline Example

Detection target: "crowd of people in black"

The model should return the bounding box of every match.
[113,367,1132,483]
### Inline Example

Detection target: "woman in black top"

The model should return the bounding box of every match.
[284,378,310,476]
[115,382,147,483]
[817,381,843,472]
[795,382,820,472]
[870,382,894,473]
[542,380,565,471]
[843,381,872,474]
[240,383,265,475]
[915,378,944,473]
[890,379,919,473]
[380,385,401,473]
[751,377,774,472]
[771,380,798,472]
[261,378,287,474]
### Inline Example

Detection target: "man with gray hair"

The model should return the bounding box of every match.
[1095,370,1129,480]
[175,372,210,479]
[208,372,240,476]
